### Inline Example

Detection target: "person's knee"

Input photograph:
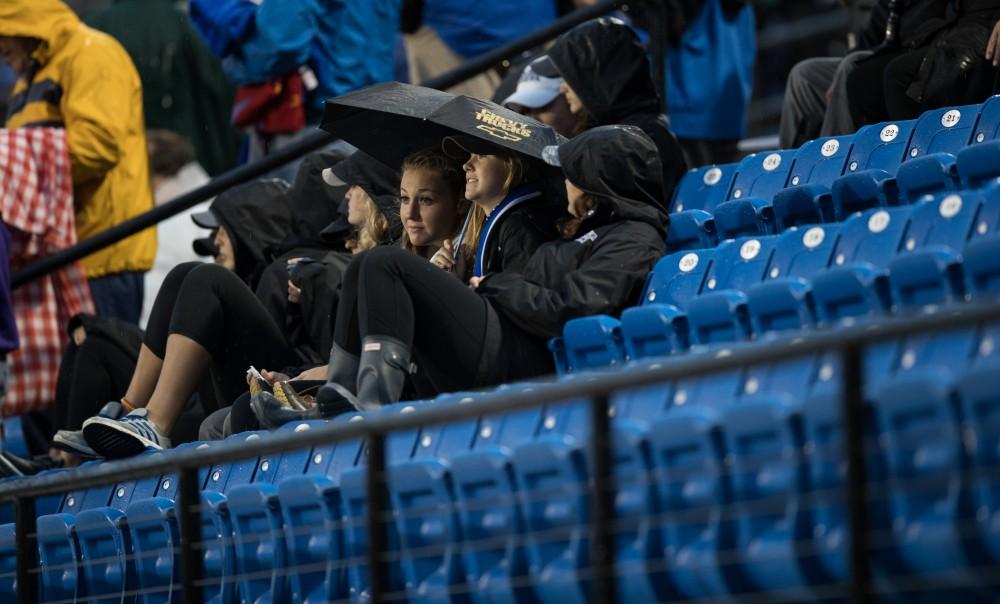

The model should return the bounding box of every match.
[161,262,204,293]
[185,262,240,291]
[362,246,410,276]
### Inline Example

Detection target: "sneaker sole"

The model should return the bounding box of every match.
[83,417,163,458]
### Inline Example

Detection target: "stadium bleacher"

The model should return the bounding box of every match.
[3,96,1000,602]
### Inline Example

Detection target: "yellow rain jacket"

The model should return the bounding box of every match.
[1,0,155,278]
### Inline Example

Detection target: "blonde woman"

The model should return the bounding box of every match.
[399,146,469,259]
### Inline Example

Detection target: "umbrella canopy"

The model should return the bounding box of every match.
[321,81,564,169]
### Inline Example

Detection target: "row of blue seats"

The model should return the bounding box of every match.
[671,98,1000,216]
[668,137,1000,254]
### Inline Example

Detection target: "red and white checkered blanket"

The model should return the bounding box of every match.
[1,128,94,416]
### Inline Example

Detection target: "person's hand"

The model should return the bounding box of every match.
[287,280,301,304]
[987,20,1000,66]
[261,369,291,384]
[292,365,328,382]
[468,276,483,289]
[72,325,87,346]
[430,240,456,272]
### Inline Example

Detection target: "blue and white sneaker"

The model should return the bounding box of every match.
[51,401,125,459]
[83,408,171,458]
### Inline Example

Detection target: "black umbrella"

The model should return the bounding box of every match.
[321,82,564,169]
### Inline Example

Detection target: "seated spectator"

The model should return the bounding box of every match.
[0,0,157,325]
[430,136,560,282]
[535,17,689,203]
[503,56,588,138]
[77,152,409,457]
[208,147,472,436]
[779,0,894,148]
[143,130,212,327]
[848,1,1000,124]
[256,125,670,425]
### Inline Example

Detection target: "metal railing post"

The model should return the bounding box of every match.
[14,496,36,604]
[841,343,872,603]
[366,432,390,603]
[178,467,204,604]
[590,394,616,604]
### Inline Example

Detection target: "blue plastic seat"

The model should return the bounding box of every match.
[956,140,1000,190]
[974,180,1000,239]
[727,150,795,202]
[641,247,716,308]
[608,360,675,429]
[0,523,15,597]
[712,198,775,239]
[561,315,626,372]
[686,290,752,346]
[963,235,1000,296]
[126,496,180,604]
[277,475,345,603]
[227,483,290,603]
[666,209,718,252]
[844,120,915,174]
[37,513,79,603]
[620,303,689,360]
[872,371,984,588]
[896,153,960,204]
[955,363,1000,565]
[701,236,777,294]
[670,163,738,213]
[765,224,841,282]
[200,490,239,604]
[647,406,750,598]
[787,135,854,188]
[829,207,911,270]
[741,279,820,398]
[75,506,134,604]
[721,397,824,596]
[971,95,1000,143]
[771,184,833,230]
[887,246,965,310]
[905,104,981,158]
[901,192,981,254]
[830,169,899,220]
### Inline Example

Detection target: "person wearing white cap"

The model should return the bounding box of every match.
[502,56,584,138]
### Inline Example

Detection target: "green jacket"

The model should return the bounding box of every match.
[86,0,239,175]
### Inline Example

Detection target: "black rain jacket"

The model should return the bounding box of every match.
[478,125,668,378]
[546,17,688,205]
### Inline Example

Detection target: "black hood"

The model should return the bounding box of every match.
[546,17,661,124]
[554,125,668,237]
[210,179,294,287]
[279,147,353,251]
[327,150,402,241]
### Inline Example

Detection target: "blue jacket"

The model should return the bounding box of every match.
[190,0,400,116]
[0,223,18,354]
[666,0,755,140]
[423,0,556,59]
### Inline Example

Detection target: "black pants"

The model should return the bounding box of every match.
[145,262,296,408]
[847,47,929,125]
[333,247,509,394]
[53,337,135,431]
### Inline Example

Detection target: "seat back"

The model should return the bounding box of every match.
[643,248,717,308]
[787,135,854,188]
[766,224,841,282]
[278,475,345,603]
[671,163,738,213]
[563,315,627,372]
[728,151,795,202]
[902,192,982,254]
[970,95,1000,143]
[845,120,915,174]
[905,104,980,158]
[702,236,777,295]
[830,207,911,269]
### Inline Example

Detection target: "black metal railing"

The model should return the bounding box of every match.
[10,0,636,290]
[2,300,999,603]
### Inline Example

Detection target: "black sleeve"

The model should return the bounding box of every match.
[496,213,556,274]
[858,0,890,50]
[477,223,665,338]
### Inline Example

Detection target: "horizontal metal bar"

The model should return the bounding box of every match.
[2,299,998,502]
[10,0,627,290]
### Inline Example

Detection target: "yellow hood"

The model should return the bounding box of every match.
[0,0,80,63]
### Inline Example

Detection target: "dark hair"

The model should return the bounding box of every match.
[147,129,195,178]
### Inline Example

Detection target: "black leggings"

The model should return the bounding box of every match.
[145,262,297,408]
[333,247,506,393]
[847,47,929,125]
[53,337,135,431]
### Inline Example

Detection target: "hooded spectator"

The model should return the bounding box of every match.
[538,17,689,204]
[0,0,157,325]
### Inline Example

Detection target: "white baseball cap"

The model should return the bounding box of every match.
[502,56,563,110]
